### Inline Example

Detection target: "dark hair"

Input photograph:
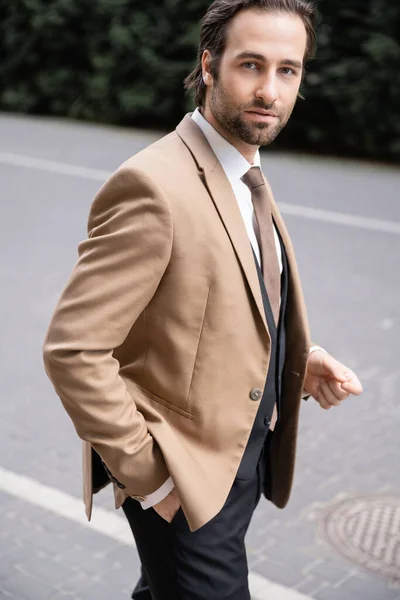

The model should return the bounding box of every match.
[184,0,317,106]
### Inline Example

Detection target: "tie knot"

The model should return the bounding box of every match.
[241,166,264,190]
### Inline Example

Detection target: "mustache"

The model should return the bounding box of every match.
[249,101,275,109]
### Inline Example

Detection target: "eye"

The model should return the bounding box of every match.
[242,62,258,70]
[280,67,295,76]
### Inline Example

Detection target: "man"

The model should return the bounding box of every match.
[43,0,363,598]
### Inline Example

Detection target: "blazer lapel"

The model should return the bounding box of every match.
[176,114,268,335]
[263,175,311,355]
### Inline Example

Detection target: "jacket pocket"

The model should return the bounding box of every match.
[137,384,195,420]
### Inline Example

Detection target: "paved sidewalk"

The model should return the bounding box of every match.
[0,468,315,600]
[1,466,399,600]
[0,490,138,600]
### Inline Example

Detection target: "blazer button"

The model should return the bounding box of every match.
[250,388,262,401]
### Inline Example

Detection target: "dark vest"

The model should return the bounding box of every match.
[236,231,289,479]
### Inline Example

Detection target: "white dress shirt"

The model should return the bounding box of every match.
[192,108,283,274]
[137,108,323,509]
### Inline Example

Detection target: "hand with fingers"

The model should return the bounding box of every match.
[304,349,363,410]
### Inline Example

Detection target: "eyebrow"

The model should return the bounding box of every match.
[236,51,303,70]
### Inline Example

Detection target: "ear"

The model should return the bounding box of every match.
[201,50,213,86]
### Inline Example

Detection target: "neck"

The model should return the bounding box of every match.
[200,105,258,165]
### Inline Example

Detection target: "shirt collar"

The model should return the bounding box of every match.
[191,108,260,183]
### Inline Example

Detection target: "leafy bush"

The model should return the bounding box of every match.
[277,0,400,160]
[0,0,202,127]
[1,0,399,161]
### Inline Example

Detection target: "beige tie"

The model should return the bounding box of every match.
[242,166,281,324]
[242,166,281,431]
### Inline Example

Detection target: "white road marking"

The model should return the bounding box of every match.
[279,203,400,235]
[1,150,400,235]
[0,466,133,544]
[0,466,313,600]
[0,151,109,182]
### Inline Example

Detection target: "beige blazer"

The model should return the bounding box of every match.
[43,114,311,532]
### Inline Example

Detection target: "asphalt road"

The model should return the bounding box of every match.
[1,112,399,600]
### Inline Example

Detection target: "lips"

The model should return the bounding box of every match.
[247,110,279,117]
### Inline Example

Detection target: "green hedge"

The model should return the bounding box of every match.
[277,0,400,160]
[1,0,399,161]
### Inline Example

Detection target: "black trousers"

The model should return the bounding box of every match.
[122,437,270,600]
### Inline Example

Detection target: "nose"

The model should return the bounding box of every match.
[255,72,278,105]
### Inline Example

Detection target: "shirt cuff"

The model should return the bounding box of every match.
[309,345,327,355]
[138,476,175,510]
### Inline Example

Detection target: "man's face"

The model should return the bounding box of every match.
[204,9,307,148]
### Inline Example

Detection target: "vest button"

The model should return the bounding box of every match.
[250,388,262,401]
[264,417,271,427]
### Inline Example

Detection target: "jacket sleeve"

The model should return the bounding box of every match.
[43,165,173,496]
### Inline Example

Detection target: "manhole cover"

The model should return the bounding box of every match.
[317,495,400,583]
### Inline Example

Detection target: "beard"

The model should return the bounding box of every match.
[210,79,295,147]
